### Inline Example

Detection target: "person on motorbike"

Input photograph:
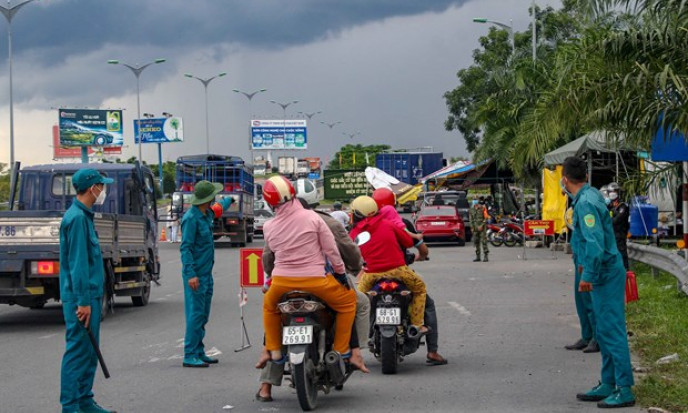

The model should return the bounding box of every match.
[349,195,428,334]
[372,188,424,243]
[260,176,359,367]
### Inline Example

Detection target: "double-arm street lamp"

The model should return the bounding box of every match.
[0,0,38,175]
[320,121,342,129]
[108,58,166,163]
[298,111,322,120]
[185,72,226,153]
[269,99,299,120]
[472,17,515,56]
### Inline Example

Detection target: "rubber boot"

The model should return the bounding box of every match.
[483,255,489,262]
[576,382,615,402]
[473,255,481,262]
[582,338,600,353]
[597,386,635,408]
[565,338,588,350]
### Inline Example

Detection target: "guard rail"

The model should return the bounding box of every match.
[628,242,688,295]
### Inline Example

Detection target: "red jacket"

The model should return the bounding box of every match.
[350,214,415,273]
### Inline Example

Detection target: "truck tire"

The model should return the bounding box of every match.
[132,274,151,307]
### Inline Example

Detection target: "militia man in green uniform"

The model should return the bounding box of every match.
[469,198,489,262]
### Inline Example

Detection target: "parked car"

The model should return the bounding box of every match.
[414,205,466,246]
[254,209,274,235]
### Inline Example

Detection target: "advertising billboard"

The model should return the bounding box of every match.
[58,109,123,147]
[133,117,184,144]
[52,126,122,158]
[251,119,307,150]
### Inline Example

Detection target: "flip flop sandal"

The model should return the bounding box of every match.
[255,391,274,402]
[426,357,448,366]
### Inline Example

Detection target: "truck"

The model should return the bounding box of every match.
[172,154,254,246]
[253,156,270,176]
[278,156,296,179]
[301,157,322,178]
[296,159,310,178]
[375,151,444,185]
[0,163,161,314]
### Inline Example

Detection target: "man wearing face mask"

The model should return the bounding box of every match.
[469,197,489,262]
[561,157,635,409]
[607,183,630,271]
[180,180,233,368]
[59,169,115,413]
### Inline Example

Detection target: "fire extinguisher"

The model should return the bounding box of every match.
[625,270,639,303]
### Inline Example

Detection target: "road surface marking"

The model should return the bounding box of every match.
[448,301,472,316]
[39,333,57,339]
[206,347,222,357]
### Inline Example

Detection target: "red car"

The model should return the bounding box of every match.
[414,205,466,246]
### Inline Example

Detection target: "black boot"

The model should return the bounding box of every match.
[565,338,588,350]
[583,338,600,353]
[473,255,481,262]
[483,255,489,262]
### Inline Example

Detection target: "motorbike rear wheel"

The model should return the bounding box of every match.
[380,335,398,375]
[294,356,318,410]
[488,232,503,247]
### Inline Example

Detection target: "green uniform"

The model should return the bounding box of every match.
[571,184,633,388]
[180,197,232,361]
[469,204,489,259]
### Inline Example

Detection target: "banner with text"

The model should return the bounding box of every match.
[251,119,307,150]
[324,169,372,199]
[133,117,184,144]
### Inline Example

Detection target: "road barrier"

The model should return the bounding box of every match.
[628,242,688,295]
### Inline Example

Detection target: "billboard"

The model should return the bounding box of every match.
[52,125,122,159]
[251,119,307,150]
[324,169,372,199]
[58,109,123,147]
[133,117,184,144]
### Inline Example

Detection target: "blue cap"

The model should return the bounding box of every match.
[72,168,114,191]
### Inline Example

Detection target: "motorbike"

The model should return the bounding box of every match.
[367,279,424,374]
[277,289,354,411]
[486,223,504,247]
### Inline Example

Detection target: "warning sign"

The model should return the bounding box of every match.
[239,248,265,288]
[524,220,555,236]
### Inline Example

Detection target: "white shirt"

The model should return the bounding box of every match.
[329,210,350,228]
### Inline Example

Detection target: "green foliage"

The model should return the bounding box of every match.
[0,163,10,208]
[626,263,688,411]
[328,144,391,170]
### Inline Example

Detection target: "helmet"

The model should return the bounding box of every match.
[607,182,621,192]
[351,196,378,218]
[372,188,396,209]
[263,175,295,207]
[332,201,342,210]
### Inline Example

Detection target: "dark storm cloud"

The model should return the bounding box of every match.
[6,0,467,65]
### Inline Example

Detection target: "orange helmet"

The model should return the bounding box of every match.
[372,187,396,209]
[263,175,295,207]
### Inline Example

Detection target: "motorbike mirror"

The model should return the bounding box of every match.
[354,231,371,246]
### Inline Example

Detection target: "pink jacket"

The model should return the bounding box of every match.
[378,205,406,230]
[263,200,345,277]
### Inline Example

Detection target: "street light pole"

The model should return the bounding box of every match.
[108,58,166,164]
[472,17,515,56]
[298,111,322,120]
[0,0,37,176]
[185,72,226,153]
[270,100,298,167]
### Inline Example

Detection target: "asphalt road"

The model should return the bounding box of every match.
[0,237,643,412]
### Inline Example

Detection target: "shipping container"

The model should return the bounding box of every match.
[375,152,444,185]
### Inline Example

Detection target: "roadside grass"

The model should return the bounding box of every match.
[626,263,688,412]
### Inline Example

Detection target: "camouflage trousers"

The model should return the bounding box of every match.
[473,229,489,257]
[357,265,426,326]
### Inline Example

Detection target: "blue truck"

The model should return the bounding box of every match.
[172,154,255,245]
[0,163,161,314]
[375,151,444,186]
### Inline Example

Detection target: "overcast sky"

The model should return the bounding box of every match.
[0,0,558,167]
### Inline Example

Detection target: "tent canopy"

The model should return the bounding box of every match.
[544,131,627,167]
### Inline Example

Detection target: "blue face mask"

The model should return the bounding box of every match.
[560,179,574,199]
[604,197,611,206]
[471,200,478,206]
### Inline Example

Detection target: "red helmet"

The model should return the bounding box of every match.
[263,175,296,207]
[372,187,396,209]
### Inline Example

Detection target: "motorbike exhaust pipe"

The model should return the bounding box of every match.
[407,325,421,340]
[324,351,346,386]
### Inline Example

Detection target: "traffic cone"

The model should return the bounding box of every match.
[160,227,167,242]
[625,270,639,303]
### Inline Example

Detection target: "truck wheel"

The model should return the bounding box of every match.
[247,233,254,243]
[132,275,151,307]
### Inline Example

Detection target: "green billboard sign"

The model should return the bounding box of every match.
[324,169,372,200]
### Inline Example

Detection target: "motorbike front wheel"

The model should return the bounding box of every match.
[293,356,318,411]
[380,335,398,375]
[488,232,503,247]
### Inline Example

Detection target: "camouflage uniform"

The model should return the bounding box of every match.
[469,204,489,260]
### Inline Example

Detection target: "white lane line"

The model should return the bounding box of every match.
[448,301,472,316]
[155,297,167,302]
[206,347,222,357]
[39,333,58,339]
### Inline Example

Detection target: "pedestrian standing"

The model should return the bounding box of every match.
[469,198,489,262]
[59,168,116,413]
[180,181,233,367]
[561,157,635,408]
[170,216,180,243]
[607,182,630,271]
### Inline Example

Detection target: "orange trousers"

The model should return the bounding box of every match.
[263,275,357,354]
[357,266,426,326]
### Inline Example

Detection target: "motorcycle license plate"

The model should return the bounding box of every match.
[376,307,401,325]
[282,325,313,345]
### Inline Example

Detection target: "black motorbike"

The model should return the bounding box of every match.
[277,290,354,411]
[367,279,423,374]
